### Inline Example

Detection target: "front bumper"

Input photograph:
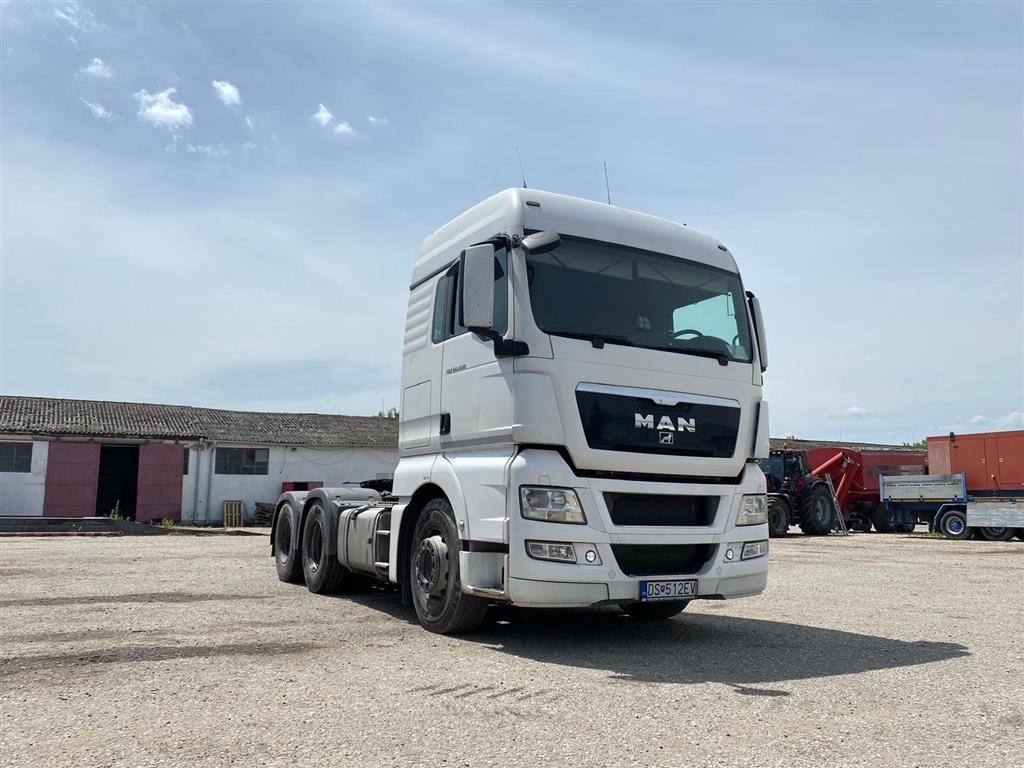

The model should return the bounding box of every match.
[482,449,769,608]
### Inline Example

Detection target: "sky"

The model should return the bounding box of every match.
[1,1,1021,444]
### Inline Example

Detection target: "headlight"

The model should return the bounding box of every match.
[737,494,767,526]
[520,486,586,524]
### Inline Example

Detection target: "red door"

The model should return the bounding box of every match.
[136,444,184,522]
[996,435,1024,489]
[43,442,101,517]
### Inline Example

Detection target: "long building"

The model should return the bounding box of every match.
[0,396,398,524]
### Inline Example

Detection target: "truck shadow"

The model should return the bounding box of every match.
[344,592,969,695]
[471,605,970,694]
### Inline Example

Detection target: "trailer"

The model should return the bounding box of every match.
[270,189,772,633]
[759,446,925,537]
[879,473,1024,541]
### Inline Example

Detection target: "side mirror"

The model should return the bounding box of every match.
[521,231,561,255]
[747,291,768,372]
[461,244,495,332]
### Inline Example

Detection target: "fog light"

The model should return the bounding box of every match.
[725,548,736,561]
[741,540,769,560]
[584,548,599,564]
[526,541,577,563]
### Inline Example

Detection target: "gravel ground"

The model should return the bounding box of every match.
[1,532,1022,768]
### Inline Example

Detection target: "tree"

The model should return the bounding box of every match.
[902,438,927,449]
[376,407,399,420]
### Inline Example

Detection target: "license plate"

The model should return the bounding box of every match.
[640,579,697,601]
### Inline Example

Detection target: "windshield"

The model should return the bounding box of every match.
[525,235,753,363]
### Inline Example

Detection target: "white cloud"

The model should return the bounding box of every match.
[333,121,355,136]
[81,57,111,78]
[212,80,241,107]
[244,116,255,134]
[367,115,388,126]
[312,103,333,126]
[53,2,100,32]
[186,143,227,159]
[845,405,874,418]
[134,88,193,131]
[79,98,113,120]
[969,411,1024,429]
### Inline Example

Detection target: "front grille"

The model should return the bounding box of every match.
[610,544,717,577]
[604,493,717,526]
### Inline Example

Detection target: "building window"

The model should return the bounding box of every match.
[0,441,33,473]
[215,447,269,475]
[183,447,190,475]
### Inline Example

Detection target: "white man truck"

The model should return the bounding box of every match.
[270,189,771,634]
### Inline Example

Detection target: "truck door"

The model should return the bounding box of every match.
[437,245,513,450]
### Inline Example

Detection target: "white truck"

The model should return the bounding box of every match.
[270,189,771,633]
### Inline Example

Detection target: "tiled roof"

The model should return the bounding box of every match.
[0,396,398,448]
[769,437,920,453]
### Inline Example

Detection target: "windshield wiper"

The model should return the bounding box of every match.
[651,345,731,366]
[547,330,635,349]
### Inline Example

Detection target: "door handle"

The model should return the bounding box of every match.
[439,413,451,436]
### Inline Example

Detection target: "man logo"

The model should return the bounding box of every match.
[635,413,696,433]
[659,431,674,445]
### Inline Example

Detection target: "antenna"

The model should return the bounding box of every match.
[515,147,528,188]
[603,161,611,204]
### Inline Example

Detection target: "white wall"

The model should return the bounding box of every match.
[0,439,49,516]
[189,444,399,525]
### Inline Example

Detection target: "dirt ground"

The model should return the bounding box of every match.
[1,532,1022,768]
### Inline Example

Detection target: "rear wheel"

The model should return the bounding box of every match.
[938,509,971,540]
[767,497,789,538]
[302,502,348,593]
[871,503,895,533]
[620,600,689,620]
[409,498,487,634]
[799,485,833,535]
[978,526,1015,542]
[895,522,916,534]
[274,503,302,583]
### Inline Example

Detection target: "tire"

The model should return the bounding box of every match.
[1016,529,1024,542]
[409,498,488,634]
[871,503,895,533]
[767,497,789,538]
[302,502,349,593]
[798,485,833,535]
[895,523,916,534]
[274,503,303,583]
[978,526,1015,542]
[937,509,971,540]
[620,600,689,620]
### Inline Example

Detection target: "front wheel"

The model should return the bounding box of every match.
[871,503,895,533]
[409,498,487,634]
[938,509,971,540]
[767,497,789,538]
[620,600,689,620]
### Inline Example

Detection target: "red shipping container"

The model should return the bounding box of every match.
[927,429,1024,494]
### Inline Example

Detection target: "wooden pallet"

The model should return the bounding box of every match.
[223,501,246,527]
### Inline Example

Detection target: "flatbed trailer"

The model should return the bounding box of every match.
[879,473,1024,541]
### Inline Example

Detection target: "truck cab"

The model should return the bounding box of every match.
[393,189,770,630]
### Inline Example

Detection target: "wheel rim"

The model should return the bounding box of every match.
[770,506,785,532]
[412,526,454,622]
[945,516,964,535]
[986,527,1007,536]
[306,515,323,573]
[276,513,292,562]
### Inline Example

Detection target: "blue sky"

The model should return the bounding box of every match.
[1,1,1021,443]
